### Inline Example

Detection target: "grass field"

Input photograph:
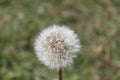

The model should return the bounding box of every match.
[0,0,120,80]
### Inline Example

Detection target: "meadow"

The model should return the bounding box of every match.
[0,0,120,80]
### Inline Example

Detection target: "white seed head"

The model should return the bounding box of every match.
[34,25,81,70]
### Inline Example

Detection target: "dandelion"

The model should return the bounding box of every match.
[34,25,81,80]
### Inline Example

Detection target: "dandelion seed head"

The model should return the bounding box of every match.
[34,25,81,70]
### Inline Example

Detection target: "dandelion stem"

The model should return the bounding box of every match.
[59,68,62,80]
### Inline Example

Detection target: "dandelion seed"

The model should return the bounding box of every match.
[34,25,81,80]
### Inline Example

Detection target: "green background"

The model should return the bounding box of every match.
[0,0,120,80]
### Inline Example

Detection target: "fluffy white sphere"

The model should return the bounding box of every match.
[34,25,81,70]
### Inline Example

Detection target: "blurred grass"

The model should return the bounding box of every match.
[0,0,120,80]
